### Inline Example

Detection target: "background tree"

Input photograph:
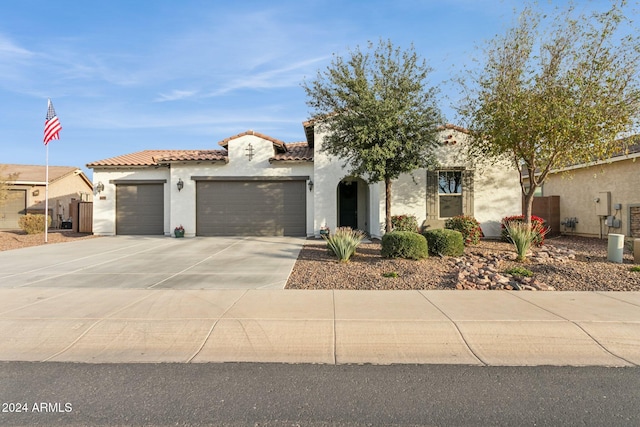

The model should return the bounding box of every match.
[0,167,19,207]
[304,39,443,232]
[458,1,640,224]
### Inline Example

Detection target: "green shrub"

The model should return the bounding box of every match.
[504,221,548,261]
[501,215,549,246]
[18,214,52,234]
[505,266,533,277]
[381,231,428,260]
[382,271,399,278]
[422,229,464,257]
[391,214,419,232]
[445,215,483,245]
[630,266,640,273]
[323,227,365,262]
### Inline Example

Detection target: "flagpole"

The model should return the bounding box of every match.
[45,142,49,243]
[43,98,61,243]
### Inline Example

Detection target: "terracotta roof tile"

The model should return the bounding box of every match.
[87,150,171,167]
[87,149,229,167]
[269,142,313,162]
[218,130,286,149]
[154,150,228,163]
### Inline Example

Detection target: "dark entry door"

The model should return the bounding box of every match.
[338,181,358,229]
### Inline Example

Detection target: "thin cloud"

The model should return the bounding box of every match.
[154,90,198,102]
[207,56,330,97]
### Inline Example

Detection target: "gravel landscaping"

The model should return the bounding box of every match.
[0,230,97,251]
[286,235,640,291]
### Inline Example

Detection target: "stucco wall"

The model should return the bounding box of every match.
[313,129,381,238]
[92,135,314,236]
[12,172,93,228]
[540,157,640,238]
[92,168,171,236]
[381,130,521,238]
[171,135,314,236]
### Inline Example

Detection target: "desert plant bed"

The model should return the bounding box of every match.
[286,235,640,291]
[0,230,97,251]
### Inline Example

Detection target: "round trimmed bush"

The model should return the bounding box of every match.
[391,214,419,232]
[381,231,428,260]
[445,215,483,246]
[422,229,464,257]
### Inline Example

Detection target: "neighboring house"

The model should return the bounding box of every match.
[0,164,93,229]
[524,138,640,239]
[87,123,521,238]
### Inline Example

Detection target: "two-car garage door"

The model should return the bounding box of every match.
[114,179,306,236]
[196,180,306,236]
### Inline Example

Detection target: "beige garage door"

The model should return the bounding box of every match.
[196,180,306,236]
[116,183,164,235]
[0,189,26,229]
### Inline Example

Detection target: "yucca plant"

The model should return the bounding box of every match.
[505,221,548,261]
[323,227,365,262]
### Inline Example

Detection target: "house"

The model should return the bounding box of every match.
[0,164,93,229]
[87,123,521,238]
[525,137,640,239]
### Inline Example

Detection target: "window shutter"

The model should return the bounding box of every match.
[462,169,474,216]
[426,170,438,220]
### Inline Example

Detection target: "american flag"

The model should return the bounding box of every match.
[44,99,62,145]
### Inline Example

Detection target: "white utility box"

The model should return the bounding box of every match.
[607,233,624,263]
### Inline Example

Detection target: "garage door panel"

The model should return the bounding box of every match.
[197,181,305,236]
[116,184,164,235]
[0,189,26,229]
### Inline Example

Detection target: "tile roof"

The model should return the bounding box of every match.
[154,150,228,163]
[1,164,85,183]
[218,130,286,149]
[270,142,314,162]
[87,149,228,167]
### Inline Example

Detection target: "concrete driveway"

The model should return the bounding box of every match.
[0,236,306,290]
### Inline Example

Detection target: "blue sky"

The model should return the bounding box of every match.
[0,0,614,180]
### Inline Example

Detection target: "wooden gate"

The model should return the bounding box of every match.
[70,201,93,233]
[529,196,560,237]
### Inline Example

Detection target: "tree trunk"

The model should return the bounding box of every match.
[385,177,392,233]
[522,189,535,226]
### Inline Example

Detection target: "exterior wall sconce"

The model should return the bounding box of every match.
[95,182,105,193]
[177,178,184,192]
[308,180,314,191]
[32,189,40,196]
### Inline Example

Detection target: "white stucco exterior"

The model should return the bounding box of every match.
[92,167,171,236]
[376,129,521,238]
[90,125,522,238]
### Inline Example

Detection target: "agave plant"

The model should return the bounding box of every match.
[323,227,365,262]
[505,221,548,261]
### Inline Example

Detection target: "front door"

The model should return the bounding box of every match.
[338,181,358,229]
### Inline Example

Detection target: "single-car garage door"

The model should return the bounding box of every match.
[0,189,26,229]
[196,180,306,236]
[116,183,164,235]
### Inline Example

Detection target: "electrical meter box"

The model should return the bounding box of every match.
[596,192,611,216]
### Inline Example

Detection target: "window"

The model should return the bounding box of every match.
[524,184,543,197]
[438,170,463,218]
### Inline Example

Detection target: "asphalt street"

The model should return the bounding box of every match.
[1,362,639,426]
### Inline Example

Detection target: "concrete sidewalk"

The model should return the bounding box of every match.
[0,288,638,366]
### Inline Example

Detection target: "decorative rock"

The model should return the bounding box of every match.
[452,247,572,291]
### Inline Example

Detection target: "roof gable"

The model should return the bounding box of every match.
[218,130,286,150]
[1,164,92,188]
